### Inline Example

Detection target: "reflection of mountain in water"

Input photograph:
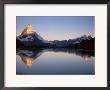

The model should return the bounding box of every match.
[16,48,94,68]
[16,49,43,68]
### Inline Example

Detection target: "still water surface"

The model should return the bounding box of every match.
[16,48,95,75]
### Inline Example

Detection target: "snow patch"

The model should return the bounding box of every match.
[42,40,50,43]
[37,35,44,41]
[19,35,34,42]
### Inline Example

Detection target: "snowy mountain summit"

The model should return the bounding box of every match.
[21,24,34,35]
[17,24,51,47]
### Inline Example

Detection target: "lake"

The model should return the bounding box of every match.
[16,48,95,75]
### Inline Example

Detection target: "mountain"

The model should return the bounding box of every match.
[16,24,95,50]
[68,35,92,45]
[50,35,93,48]
[68,38,95,50]
[16,24,51,48]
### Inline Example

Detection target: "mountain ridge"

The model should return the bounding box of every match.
[16,24,95,50]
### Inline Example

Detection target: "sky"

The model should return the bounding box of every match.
[16,16,95,41]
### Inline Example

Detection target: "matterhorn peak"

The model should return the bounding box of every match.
[21,24,34,35]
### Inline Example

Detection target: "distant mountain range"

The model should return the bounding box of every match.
[16,24,95,50]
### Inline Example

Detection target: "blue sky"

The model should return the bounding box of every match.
[16,16,95,41]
